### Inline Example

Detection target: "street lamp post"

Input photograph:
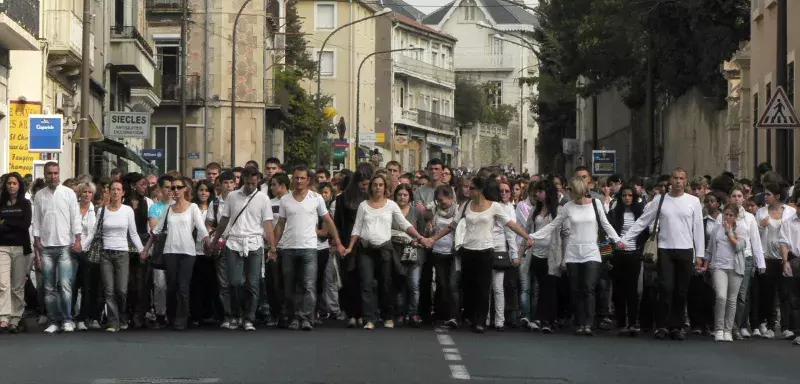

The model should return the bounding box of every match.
[230,0,255,168]
[315,8,392,168]
[355,47,423,160]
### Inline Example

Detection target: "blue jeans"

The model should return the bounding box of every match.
[396,263,421,317]
[279,248,317,321]
[41,246,77,324]
[735,257,754,328]
[519,254,532,319]
[226,247,263,322]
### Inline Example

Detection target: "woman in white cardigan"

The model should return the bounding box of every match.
[529,177,624,336]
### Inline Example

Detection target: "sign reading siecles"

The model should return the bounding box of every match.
[105,112,151,139]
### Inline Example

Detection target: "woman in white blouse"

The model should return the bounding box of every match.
[75,182,102,331]
[702,204,747,342]
[344,175,428,330]
[142,178,209,331]
[727,185,766,339]
[529,177,624,336]
[429,177,532,334]
[431,185,460,329]
[488,180,519,331]
[84,180,144,332]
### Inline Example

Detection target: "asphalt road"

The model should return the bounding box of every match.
[2,323,799,384]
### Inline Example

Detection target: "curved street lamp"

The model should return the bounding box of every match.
[315,7,392,168]
[355,47,424,158]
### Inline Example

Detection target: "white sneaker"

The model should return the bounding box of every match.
[714,330,724,342]
[740,328,751,338]
[220,321,232,329]
[528,320,540,331]
[62,322,75,332]
[758,323,769,337]
[723,331,733,342]
[793,336,800,345]
[752,328,762,337]
[765,330,776,339]
[782,330,795,339]
[243,321,256,331]
[89,320,102,329]
[119,323,128,330]
[44,324,60,334]
[76,321,88,331]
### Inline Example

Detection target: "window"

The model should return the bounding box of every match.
[491,36,503,67]
[431,99,440,115]
[154,126,180,173]
[766,82,772,101]
[486,81,503,108]
[315,3,336,30]
[424,95,431,111]
[443,100,451,116]
[464,0,477,21]
[788,62,795,103]
[318,50,335,77]
[398,87,405,109]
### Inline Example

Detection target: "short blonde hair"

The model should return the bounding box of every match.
[78,181,96,195]
[569,176,588,201]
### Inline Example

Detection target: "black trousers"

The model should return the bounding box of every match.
[266,256,283,319]
[76,255,103,323]
[433,253,459,321]
[595,260,612,321]
[418,252,435,321]
[460,248,493,327]
[504,266,520,320]
[656,249,694,331]
[164,254,196,327]
[612,250,642,328]
[567,261,601,327]
[687,272,714,330]
[358,246,394,323]
[530,256,557,325]
[759,259,783,329]
[128,256,152,323]
[190,256,218,322]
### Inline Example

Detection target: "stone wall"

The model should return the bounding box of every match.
[459,122,522,170]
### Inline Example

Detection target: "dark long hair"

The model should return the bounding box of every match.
[482,177,501,202]
[612,183,645,217]
[341,167,372,210]
[192,179,216,209]
[393,183,414,205]
[0,172,26,206]
[122,173,148,233]
[531,180,559,226]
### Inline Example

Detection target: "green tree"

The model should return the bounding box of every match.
[454,77,518,127]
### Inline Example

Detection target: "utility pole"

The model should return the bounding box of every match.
[78,0,92,175]
[776,0,791,180]
[179,0,189,173]
[232,0,253,168]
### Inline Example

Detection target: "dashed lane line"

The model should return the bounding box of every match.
[436,329,471,380]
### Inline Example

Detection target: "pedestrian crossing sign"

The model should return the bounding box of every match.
[757,86,800,129]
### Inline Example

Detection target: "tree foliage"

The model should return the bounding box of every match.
[454,77,518,127]
[285,0,318,79]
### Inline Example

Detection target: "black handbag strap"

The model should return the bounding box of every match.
[591,198,609,241]
[224,191,258,238]
[158,206,170,234]
[652,194,667,235]
[95,207,106,238]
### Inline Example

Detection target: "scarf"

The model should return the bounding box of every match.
[435,202,457,219]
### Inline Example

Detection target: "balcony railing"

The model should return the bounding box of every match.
[416,109,456,133]
[162,74,203,103]
[145,0,189,12]
[0,0,39,38]
[394,54,455,86]
[110,26,155,57]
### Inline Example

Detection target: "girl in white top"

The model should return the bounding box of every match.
[754,183,796,339]
[75,182,101,330]
[93,180,145,332]
[529,177,623,335]
[488,180,519,331]
[190,179,216,326]
[727,185,766,338]
[142,178,209,331]
[431,184,460,328]
[429,177,531,333]
[344,175,428,330]
[703,204,747,342]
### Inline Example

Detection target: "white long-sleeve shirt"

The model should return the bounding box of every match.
[530,199,620,264]
[492,202,519,259]
[32,185,81,247]
[80,203,96,252]
[778,214,800,256]
[622,193,705,258]
[706,221,747,271]
[453,202,513,251]
[352,200,412,246]
[84,205,144,253]
[153,203,210,256]
[738,210,766,268]
[756,205,797,260]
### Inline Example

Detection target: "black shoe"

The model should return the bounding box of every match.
[654,328,668,340]
[8,324,19,334]
[278,317,290,329]
[671,329,686,341]
[473,325,485,334]
[495,325,504,332]
[132,317,146,330]
[288,319,300,331]
[630,326,640,337]
[173,323,186,331]
[598,318,612,330]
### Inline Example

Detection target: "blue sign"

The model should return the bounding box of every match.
[141,148,165,161]
[187,152,200,159]
[592,150,616,176]
[28,114,63,153]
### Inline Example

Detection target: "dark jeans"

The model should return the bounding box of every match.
[358,245,394,323]
[279,248,318,321]
[656,248,695,331]
[76,254,103,323]
[460,248,493,328]
[433,253,459,321]
[128,256,151,324]
[639,259,659,330]
[687,272,714,330]
[781,259,800,332]
[190,256,218,322]
[566,261,601,327]
[215,251,231,321]
[265,254,283,319]
[595,260,612,321]
[612,250,642,328]
[418,252,435,321]
[226,247,263,322]
[530,256,557,325]
[164,254,195,327]
[504,266,520,321]
[759,259,783,329]
[315,249,329,314]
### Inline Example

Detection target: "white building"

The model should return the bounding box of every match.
[424,0,539,172]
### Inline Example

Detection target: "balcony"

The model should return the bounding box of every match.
[110,26,157,88]
[456,55,515,72]
[146,0,191,13]
[0,0,39,50]
[395,108,456,135]
[161,73,203,105]
[44,10,95,70]
[394,54,455,88]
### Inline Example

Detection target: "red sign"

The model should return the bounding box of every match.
[332,141,349,149]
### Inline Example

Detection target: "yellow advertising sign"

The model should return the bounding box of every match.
[8,101,42,176]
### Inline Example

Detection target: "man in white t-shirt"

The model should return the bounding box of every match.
[274,166,343,331]
[263,172,290,325]
[212,169,276,331]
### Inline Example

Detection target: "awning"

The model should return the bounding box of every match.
[92,139,158,172]
[429,142,459,153]
[70,116,104,143]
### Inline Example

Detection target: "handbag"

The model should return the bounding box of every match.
[453,202,470,251]
[591,199,613,258]
[492,250,513,270]
[643,194,667,263]
[400,244,420,264]
[149,208,170,270]
[86,207,106,264]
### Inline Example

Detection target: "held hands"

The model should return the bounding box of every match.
[783,261,793,277]
[71,239,82,253]
[341,247,353,257]
[526,237,535,248]
[267,248,277,261]
[615,241,627,250]
[420,238,434,248]
[512,258,521,266]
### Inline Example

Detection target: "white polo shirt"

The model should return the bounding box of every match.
[277,190,328,250]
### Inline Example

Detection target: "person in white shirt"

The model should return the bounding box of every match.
[211,169,275,331]
[74,182,102,331]
[275,166,343,331]
[143,178,209,331]
[701,204,747,342]
[265,172,289,326]
[86,180,144,332]
[431,185,459,329]
[206,171,237,326]
[488,180,520,331]
[622,168,705,341]
[344,175,427,330]
[31,162,82,334]
[778,192,800,345]
[529,177,623,336]
[429,176,532,334]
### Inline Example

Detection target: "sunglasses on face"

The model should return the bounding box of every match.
[469,186,480,190]
[171,185,186,190]
[500,189,511,194]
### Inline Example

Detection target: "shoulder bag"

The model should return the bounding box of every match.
[87,207,106,264]
[592,199,614,258]
[215,191,259,254]
[453,202,470,251]
[492,241,513,270]
[149,208,170,270]
[643,195,667,263]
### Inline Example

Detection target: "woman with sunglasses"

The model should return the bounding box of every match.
[429,177,532,333]
[0,172,32,333]
[142,178,210,331]
[84,180,144,332]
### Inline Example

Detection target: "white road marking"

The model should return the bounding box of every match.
[450,365,471,380]
[445,353,462,361]
[443,348,459,353]
[435,327,447,333]
[93,379,221,384]
[437,334,455,345]
[437,328,470,380]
